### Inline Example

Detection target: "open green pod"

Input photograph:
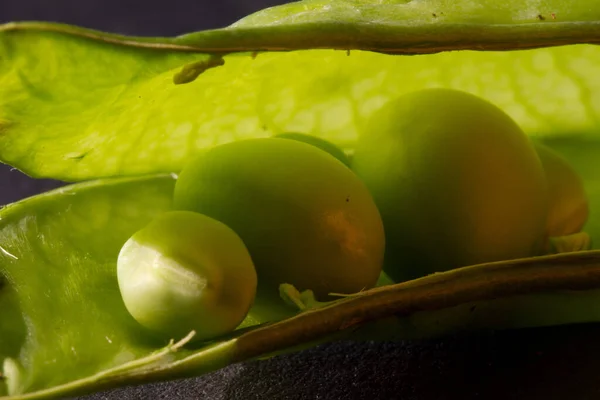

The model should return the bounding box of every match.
[2,0,600,398]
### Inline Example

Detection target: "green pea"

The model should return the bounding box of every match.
[353,88,548,282]
[173,138,385,300]
[117,211,257,341]
[534,142,589,238]
[274,132,352,167]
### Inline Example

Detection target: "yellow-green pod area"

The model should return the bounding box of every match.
[117,210,257,341]
[534,142,589,238]
[353,88,548,282]
[173,138,385,300]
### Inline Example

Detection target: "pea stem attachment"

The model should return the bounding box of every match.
[172,55,225,84]
[546,232,591,254]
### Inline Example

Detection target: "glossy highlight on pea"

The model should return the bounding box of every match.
[117,210,257,341]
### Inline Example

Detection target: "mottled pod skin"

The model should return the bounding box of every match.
[353,88,548,282]
[117,211,257,341]
[174,138,385,300]
[534,142,589,238]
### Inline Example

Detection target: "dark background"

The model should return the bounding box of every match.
[3,2,600,399]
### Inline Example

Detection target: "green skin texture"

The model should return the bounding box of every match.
[173,138,385,300]
[117,211,257,341]
[353,88,548,282]
[274,133,352,168]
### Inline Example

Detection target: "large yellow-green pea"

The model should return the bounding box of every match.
[173,138,385,300]
[117,211,257,341]
[352,88,548,282]
[534,142,589,238]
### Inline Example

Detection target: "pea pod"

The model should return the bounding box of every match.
[1,175,600,400]
[1,0,600,398]
[1,3,600,181]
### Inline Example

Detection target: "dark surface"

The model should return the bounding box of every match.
[0,168,63,206]
[0,0,284,35]
[82,324,600,400]
[2,1,599,399]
